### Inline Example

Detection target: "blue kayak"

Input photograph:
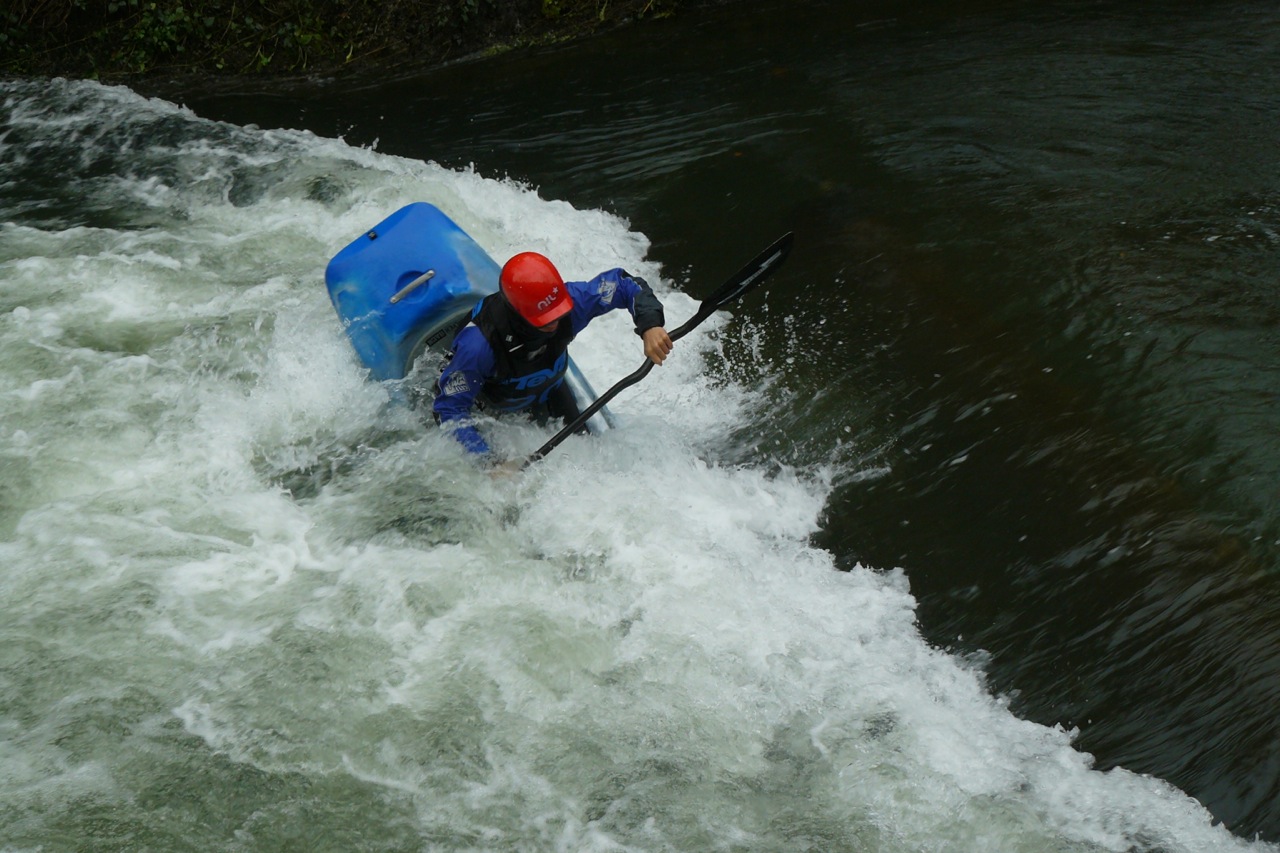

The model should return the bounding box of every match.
[325,202,612,430]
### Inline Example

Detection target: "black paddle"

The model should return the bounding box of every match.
[524,232,795,467]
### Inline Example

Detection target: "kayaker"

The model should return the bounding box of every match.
[432,251,673,460]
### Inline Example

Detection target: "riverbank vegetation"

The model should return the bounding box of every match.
[1,0,709,81]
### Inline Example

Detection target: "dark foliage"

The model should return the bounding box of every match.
[1,0,685,80]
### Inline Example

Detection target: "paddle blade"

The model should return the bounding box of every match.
[704,231,794,312]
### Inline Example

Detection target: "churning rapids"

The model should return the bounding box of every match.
[0,73,1274,851]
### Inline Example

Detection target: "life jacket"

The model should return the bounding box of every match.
[471,293,575,412]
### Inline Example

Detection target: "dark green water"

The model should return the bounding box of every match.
[164,0,1280,839]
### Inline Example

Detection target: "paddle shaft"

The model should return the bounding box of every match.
[524,233,794,467]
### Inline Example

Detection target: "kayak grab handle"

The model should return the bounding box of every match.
[390,270,436,304]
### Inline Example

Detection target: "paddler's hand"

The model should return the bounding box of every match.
[642,326,673,366]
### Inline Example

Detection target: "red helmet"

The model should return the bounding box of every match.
[499,252,572,327]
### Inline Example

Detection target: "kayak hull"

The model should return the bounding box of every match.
[325,202,496,381]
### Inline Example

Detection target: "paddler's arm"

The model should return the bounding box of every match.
[574,269,672,364]
[622,271,672,365]
[432,328,495,457]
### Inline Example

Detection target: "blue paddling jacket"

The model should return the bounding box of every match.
[433,269,665,456]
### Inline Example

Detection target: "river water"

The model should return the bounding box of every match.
[3,0,1280,850]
